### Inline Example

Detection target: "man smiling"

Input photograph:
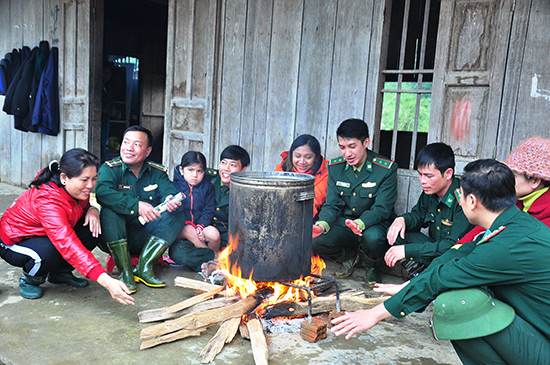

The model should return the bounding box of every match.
[312,118,397,284]
[384,143,473,278]
[96,126,184,292]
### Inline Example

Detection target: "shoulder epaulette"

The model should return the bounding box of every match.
[105,157,122,168]
[372,157,394,169]
[329,156,346,166]
[147,161,168,172]
[477,226,506,245]
[453,188,462,205]
[206,169,218,176]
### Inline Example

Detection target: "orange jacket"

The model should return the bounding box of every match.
[274,151,329,217]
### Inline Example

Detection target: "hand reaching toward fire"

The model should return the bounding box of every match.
[312,224,325,238]
[331,304,392,339]
[345,219,362,236]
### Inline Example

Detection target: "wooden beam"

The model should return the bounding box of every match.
[246,318,268,365]
[140,295,261,340]
[200,317,241,363]
[165,286,225,314]
[140,327,206,350]
[174,276,225,293]
[138,296,240,323]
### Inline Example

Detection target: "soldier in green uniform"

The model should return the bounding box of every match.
[332,159,550,364]
[312,118,398,284]
[95,126,184,293]
[384,143,473,278]
[168,145,250,276]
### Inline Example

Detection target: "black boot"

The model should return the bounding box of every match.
[106,238,137,293]
[19,272,46,299]
[334,249,360,278]
[48,266,89,288]
[134,235,169,288]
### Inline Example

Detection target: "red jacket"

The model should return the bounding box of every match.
[0,183,105,281]
[457,188,550,244]
[275,151,329,217]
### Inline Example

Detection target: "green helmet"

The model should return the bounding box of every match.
[428,287,515,340]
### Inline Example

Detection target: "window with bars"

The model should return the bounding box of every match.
[378,0,441,170]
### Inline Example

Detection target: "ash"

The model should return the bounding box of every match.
[260,316,306,333]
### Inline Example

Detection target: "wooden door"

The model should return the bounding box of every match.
[163,0,219,174]
[430,0,514,162]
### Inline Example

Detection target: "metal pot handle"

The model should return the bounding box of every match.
[295,191,315,201]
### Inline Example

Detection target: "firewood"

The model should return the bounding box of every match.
[262,295,389,319]
[300,318,327,343]
[246,318,268,365]
[200,317,241,363]
[140,327,207,350]
[174,276,225,293]
[165,286,225,314]
[138,296,240,323]
[140,295,261,340]
[239,318,250,340]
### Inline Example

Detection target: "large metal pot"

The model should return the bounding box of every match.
[228,171,315,282]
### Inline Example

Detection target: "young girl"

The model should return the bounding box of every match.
[173,151,221,253]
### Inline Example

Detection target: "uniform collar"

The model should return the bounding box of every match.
[439,177,461,208]
[121,159,151,179]
[344,150,372,173]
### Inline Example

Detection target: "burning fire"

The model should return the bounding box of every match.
[216,234,326,310]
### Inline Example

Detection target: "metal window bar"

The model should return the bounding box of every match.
[384,0,433,170]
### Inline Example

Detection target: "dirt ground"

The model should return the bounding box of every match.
[0,182,461,365]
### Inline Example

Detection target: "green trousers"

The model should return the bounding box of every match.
[452,314,550,364]
[312,217,390,261]
[393,230,434,265]
[99,207,184,255]
[169,239,215,272]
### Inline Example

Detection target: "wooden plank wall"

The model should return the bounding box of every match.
[0,0,91,187]
[216,0,379,172]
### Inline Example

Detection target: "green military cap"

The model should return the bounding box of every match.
[429,287,515,340]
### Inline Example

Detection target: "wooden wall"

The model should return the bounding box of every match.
[0,0,94,187]
[214,0,385,171]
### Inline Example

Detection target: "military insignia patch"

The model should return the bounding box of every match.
[148,161,168,172]
[106,157,122,168]
[336,181,350,188]
[206,169,218,176]
[451,243,463,250]
[477,226,507,245]
[329,157,346,165]
[372,157,393,169]
[362,182,376,188]
[143,184,158,192]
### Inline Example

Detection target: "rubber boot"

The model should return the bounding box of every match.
[48,266,89,288]
[19,272,46,299]
[134,235,169,288]
[362,253,381,286]
[334,250,360,278]
[107,238,137,293]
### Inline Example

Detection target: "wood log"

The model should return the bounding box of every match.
[174,276,225,293]
[261,295,389,319]
[239,318,250,340]
[140,327,206,350]
[140,295,261,340]
[246,318,268,365]
[200,317,241,363]
[165,286,225,314]
[138,296,240,323]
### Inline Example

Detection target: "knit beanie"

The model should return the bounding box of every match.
[505,137,550,181]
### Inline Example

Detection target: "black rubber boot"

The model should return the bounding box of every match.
[48,267,89,288]
[134,235,169,288]
[106,238,137,293]
[359,248,381,285]
[19,272,46,299]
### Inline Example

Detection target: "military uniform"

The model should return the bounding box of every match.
[95,157,184,254]
[168,169,224,272]
[395,177,474,265]
[384,206,550,363]
[312,149,398,262]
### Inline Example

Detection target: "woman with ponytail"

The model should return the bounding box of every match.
[0,148,133,305]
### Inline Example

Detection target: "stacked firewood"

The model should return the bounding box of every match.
[138,277,388,364]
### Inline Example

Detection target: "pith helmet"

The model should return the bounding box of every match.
[428,288,515,340]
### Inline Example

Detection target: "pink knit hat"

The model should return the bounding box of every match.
[505,137,550,181]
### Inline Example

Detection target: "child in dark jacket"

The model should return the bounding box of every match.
[173,151,221,252]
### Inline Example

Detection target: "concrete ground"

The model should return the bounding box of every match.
[0,182,461,365]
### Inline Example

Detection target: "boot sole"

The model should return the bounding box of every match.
[134,275,166,288]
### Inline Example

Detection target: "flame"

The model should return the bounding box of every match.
[216,233,326,311]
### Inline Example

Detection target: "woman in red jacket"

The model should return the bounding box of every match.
[275,134,329,219]
[0,148,133,305]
